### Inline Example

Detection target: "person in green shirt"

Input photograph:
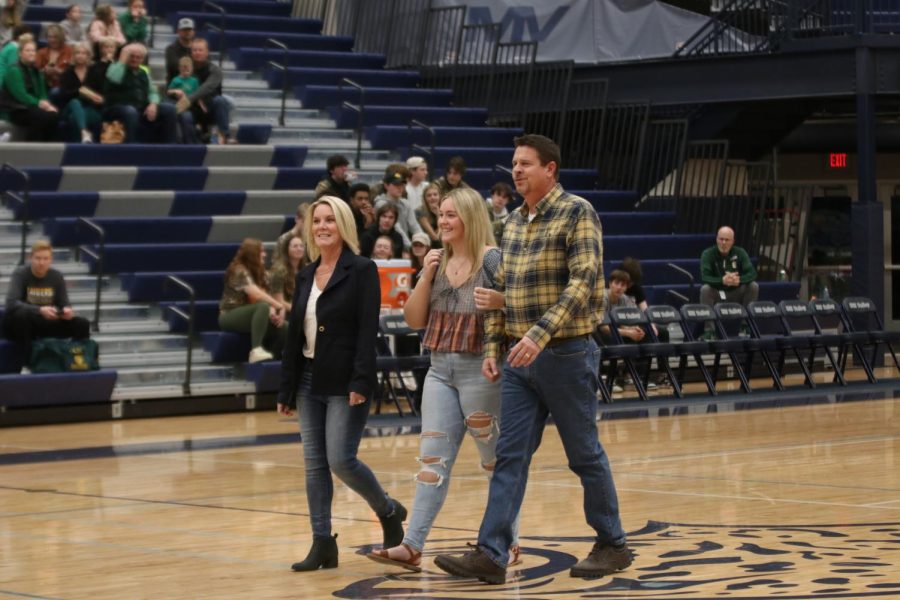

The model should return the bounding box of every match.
[0,24,30,90]
[699,225,759,308]
[118,0,147,44]
[3,38,59,140]
[104,43,177,143]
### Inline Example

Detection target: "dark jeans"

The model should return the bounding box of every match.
[3,309,91,357]
[180,95,230,142]
[296,368,394,538]
[104,102,178,144]
[476,337,626,567]
[9,105,59,141]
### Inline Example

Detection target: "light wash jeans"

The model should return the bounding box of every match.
[477,336,626,567]
[297,368,394,538]
[403,352,519,552]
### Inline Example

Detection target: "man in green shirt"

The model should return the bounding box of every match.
[699,226,759,308]
[104,43,177,143]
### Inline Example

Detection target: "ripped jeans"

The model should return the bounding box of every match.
[403,351,519,552]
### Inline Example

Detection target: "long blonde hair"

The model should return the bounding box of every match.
[439,187,496,279]
[304,195,360,261]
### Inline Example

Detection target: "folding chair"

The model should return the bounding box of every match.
[840,296,900,372]
[647,304,717,396]
[374,315,430,416]
[598,307,648,402]
[681,303,751,394]
[746,301,818,389]
[714,302,784,391]
[780,299,855,384]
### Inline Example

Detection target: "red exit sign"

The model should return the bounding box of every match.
[829,152,848,168]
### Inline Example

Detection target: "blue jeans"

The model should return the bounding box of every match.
[477,337,626,566]
[297,368,394,538]
[403,352,518,552]
[180,95,230,141]
[105,102,177,144]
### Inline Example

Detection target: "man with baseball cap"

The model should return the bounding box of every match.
[374,170,422,250]
[165,17,194,83]
[405,156,429,212]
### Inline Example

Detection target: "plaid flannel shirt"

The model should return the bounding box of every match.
[484,184,605,359]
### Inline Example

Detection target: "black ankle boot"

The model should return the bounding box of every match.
[379,500,408,548]
[291,533,338,571]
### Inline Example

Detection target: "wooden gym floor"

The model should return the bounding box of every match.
[2,369,900,599]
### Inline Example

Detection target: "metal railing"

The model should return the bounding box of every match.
[164,275,196,396]
[408,119,435,164]
[76,218,105,333]
[671,140,731,233]
[1,163,30,265]
[339,78,365,168]
[148,0,157,49]
[202,1,226,68]
[596,102,651,191]
[635,119,690,206]
[264,38,289,127]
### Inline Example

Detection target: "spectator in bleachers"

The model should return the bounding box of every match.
[178,38,232,144]
[270,234,307,313]
[219,238,287,363]
[3,240,90,360]
[167,55,198,100]
[0,25,31,89]
[60,5,85,46]
[271,201,309,265]
[434,155,470,199]
[487,182,512,222]
[360,203,406,259]
[0,0,23,46]
[595,269,642,346]
[104,43,177,143]
[349,182,374,236]
[165,17,193,84]
[59,41,103,143]
[700,225,759,310]
[416,182,442,247]
[619,256,668,343]
[36,25,72,98]
[88,5,125,57]
[371,235,395,260]
[315,154,354,202]
[409,232,430,284]
[374,171,422,249]
[90,35,115,81]
[277,196,407,572]
[405,156,429,212]
[3,39,59,141]
[118,0,147,45]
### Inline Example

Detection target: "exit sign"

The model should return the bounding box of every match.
[829,153,848,168]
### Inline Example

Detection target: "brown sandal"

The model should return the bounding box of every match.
[366,543,422,572]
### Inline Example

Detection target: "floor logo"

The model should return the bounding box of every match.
[336,520,900,598]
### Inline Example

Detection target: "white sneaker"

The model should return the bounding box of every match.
[248,347,274,363]
[0,131,10,143]
[81,131,93,143]
[612,382,624,393]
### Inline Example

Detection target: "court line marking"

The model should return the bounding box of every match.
[0,591,64,600]
[615,469,900,493]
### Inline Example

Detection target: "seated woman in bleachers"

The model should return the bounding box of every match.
[2,39,59,141]
[219,238,288,363]
[269,234,308,313]
[0,25,31,89]
[118,0,147,45]
[36,24,73,101]
[371,235,395,260]
[88,5,125,58]
[416,182,442,248]
[0,0,23,47]
[58,42,103,143]
[60,5,85,46]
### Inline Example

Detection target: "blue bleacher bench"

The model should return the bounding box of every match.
[0,370,118,407]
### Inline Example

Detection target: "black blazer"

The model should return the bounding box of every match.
[278,247,380,406]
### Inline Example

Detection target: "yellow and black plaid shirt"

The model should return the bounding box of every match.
[484,184,605,359]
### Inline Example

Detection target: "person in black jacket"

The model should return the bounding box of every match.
[277,195,407,572]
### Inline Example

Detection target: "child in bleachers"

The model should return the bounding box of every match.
[88,5,125,58]
[118,0,147,45]
[372,235,395,260]
[0,0,23,47]
[167,55,199,112]
[60,5,85,45]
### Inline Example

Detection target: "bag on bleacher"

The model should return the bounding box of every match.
[29,338,100,373]
[100,120,125,144]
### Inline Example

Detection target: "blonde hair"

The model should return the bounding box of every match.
[178,55,192,70]
[304,196,359,261]
[31,239,52,254]
[439,187,496,279]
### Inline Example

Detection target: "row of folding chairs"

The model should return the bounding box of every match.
[599,296,900,403]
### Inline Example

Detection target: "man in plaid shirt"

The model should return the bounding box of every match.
[435,134,633,584]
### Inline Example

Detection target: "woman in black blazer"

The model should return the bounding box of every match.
[277,195,407,572]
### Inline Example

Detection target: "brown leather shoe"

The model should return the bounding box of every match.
[366,543,422,572]
[570,543,633,578]
[434,545,506,584]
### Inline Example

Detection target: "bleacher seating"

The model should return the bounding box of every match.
[0,371,118,407]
